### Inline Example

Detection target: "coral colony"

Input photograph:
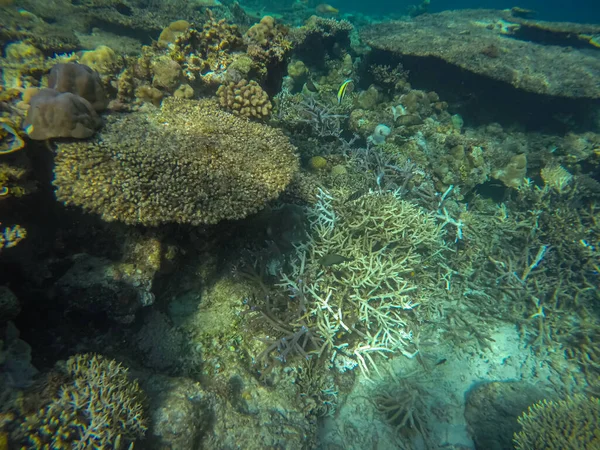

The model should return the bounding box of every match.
[0,1,599,448]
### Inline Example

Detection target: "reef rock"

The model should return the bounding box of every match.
[361,9,600,98]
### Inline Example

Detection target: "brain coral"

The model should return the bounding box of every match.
[53,98,298,226]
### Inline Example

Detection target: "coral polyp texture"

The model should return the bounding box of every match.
[217,79,272,119]
[513,395,600,450]
[53,98,298,226]
[20,353,147,449]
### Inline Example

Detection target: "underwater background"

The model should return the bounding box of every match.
[0,0,599,449]
[343,0,600,23]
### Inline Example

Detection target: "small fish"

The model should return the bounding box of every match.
[435,358,447,366]
[319,253,353,267]
[337,79,353,104]
[344,189,366,203]
[25,124,34,135]
[316,3,339,15]
[305,78,318,93]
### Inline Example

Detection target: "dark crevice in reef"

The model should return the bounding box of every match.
[366,50,600,133]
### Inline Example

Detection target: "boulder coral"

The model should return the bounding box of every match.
[48,63,108,111]
[53,98,298,226]
[217,79,272,119]
[23,89,102,140]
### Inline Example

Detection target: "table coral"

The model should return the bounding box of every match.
[53,98,298,226]
[361,9,600,98]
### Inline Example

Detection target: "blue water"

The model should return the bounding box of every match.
[341,0,600,23]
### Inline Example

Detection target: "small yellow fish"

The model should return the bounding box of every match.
[337,79,353,104]
[316,3,339,15]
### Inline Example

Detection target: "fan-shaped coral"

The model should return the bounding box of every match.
[53,98,298,226]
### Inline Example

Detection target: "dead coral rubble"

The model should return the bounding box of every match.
[361,9,600,98]
[53,98,298,226]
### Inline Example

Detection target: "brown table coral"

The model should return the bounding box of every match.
[361,9,600,98]
[53,98,298,226]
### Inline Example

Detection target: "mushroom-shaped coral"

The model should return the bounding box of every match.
[48,63,108,111]
[23,88,102,140]
[53,98,298,226]
[217,79,272,119]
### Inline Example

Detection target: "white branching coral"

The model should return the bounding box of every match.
[276,188,449,378]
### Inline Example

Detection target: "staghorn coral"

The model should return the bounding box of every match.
[20,353,146,449]
[540,164,573,194]
[53,98,297,226]
[514,395,600,450]
[289,15,354,45]
[246,188,448,377]
[217,79,272,119]
[0,223,26,251]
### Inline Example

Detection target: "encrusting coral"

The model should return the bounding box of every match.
[19,353,147,449]
[53,98,298,226]
[217,79,272,119]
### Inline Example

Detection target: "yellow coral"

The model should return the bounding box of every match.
[79,45,122,75]
[217,79,272,119]
[0,223,26,251]
[541,164,573,194]
[309,155,327,171]
[20,354,146,449]
[514,395,600,450]
[53,98,297,226]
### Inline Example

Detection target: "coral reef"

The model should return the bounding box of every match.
[244,15,292,66]
[0,223,26,251]
[47,63,108,111]
[53,98,298,225]
[217,79,272,119]
[514,395,600,449]
[23,89,102,140]
[19,353,147,449]
[361,9,600,98]
[245,188,448,377]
